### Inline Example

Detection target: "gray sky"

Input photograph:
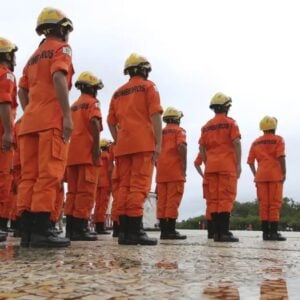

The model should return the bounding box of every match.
[2,0,300,220]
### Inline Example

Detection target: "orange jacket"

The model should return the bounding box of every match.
[67,94,102,166]
[199,114,241,174]
[18,37,74,135]
[0,65,17,137]
[107,76,163,156]
[98,150,112,187]
[247,133,285,182]
[156,123,186,182]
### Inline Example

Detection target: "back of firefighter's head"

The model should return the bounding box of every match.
[100,139,111,150]
[259,116,277,133]
[209,92,232,114]
[0,37,18,72]
[163,107,183,125]
[75,71,104,97]
[123,53,152,80]
[36,7,73,42]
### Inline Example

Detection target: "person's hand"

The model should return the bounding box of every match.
[62,115,73,143]
[152,144,161,164]
[1,131,13,152]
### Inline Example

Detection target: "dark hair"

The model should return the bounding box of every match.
[210,104,230,114]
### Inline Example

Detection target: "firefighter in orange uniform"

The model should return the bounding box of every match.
[94,139,113,234]
[17,8,74,248]
[199,93,241,242]
[107,53,163,245]
[156,107,187,240]
[248,116,286,241]
[64,71,103,241]
[194,152,214,239]
[0,37,18,242]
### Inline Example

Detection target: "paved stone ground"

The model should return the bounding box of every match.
[0,230,298,299]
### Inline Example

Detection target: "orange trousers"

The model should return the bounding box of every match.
[117,152,154,217]
[10,165,21,221]
[0,149,13,218]
[156,181,184,219]
[94,187,110,223]
[256,182,283,221]
[64,164,98,220]
[203,172,237,214]
[110,178,120,222]
[50,183,65,223]
[17,129,67,214]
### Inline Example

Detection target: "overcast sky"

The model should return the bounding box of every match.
[2,0,300,220]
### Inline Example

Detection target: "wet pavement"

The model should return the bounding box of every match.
[0,230,298,299]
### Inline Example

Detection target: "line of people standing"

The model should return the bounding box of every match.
[0,6,287,247]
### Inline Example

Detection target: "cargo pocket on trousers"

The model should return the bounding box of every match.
[176,183,184,196]
[225,176,237,199]
[52,130,66,161]
[85,166,98,184]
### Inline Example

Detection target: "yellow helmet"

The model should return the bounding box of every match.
[124,53,152,75]
[209,92,232,108]
[0,37,18,53]
[100,139,112,148]
[36,7,73,36]
[75,71,104,90]
[163,107,183,121]
[259,116,277,131]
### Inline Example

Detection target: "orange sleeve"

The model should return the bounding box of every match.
[107,99,117,125]
[18,65,29,90]
[0,73,15,103]
[247,144,255,164]
[230,121,241,141]
[88,101,101,121]
[176,128,187,146]
[145,83,163,116]
[276,137,285,157]
[50,45,73,76]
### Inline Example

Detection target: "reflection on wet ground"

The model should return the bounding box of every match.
[0,230,298,299]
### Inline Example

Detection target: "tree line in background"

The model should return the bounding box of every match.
[177,198,300,231]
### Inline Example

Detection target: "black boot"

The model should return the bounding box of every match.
[218,212,239,242]
[0,217,9,232]
[212,213,220,241]
[125,216,157,245]
[159,219,168,239]
[207,220,214,239]
[65,215,73,238]
[112,221,119,237]
[70,217,97,241]
[161,219,187,240]
[261,221,270,240]
[11,218,21,238]
[95,222,110,234]
[269,222,286,241]
[20,211,33,247]
[0,230,7,242]
[118,215,130,245]
[30,212,70,248]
